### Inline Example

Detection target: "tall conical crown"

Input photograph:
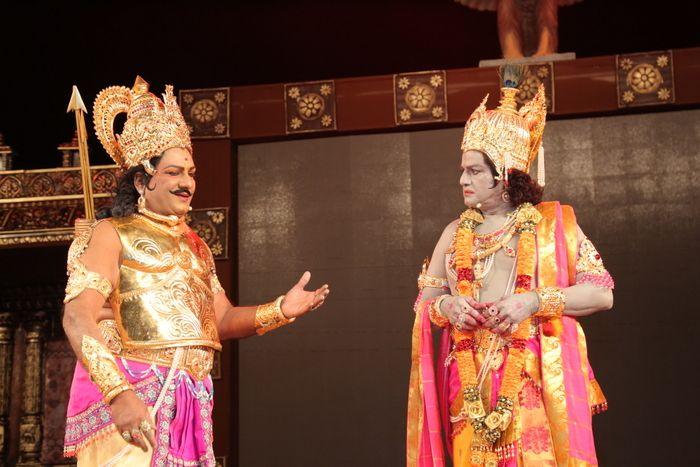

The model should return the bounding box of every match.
[93,76,191,170]
[460,65,547,179]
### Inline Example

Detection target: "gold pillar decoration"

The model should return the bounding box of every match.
[0,313,16,467]
[17,312,47,466]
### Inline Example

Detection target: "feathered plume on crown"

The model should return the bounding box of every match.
[93,76,191,172]
[460,65,547,184]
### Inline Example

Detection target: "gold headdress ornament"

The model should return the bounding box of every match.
[93,76,191,173]
[460,65,548,185]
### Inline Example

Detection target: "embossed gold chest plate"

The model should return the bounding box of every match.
[109,215,221,352]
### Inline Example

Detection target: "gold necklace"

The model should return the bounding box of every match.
[137,196,183,226]
[473,228,517,260]
[472,209,519,259]
[136,197,186,235]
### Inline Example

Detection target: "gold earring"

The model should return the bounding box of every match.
[137,193,146,211]
[501,191,510,202]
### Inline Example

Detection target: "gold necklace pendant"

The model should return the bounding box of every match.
[504,244,516,257]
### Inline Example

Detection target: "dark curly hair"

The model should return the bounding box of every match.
[97,156,161,219]
[483,154,543,206]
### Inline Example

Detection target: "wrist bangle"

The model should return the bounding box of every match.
[104,383,133,404]
[81,335,132,404]
[429,295,451,328]
[418,273,449,290]
[255,295,295,335]
[534,287,565,319]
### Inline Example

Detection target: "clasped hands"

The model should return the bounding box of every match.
[439,292,539,335]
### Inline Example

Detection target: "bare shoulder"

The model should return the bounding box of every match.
[440,219,459,240]
[89,219,121,249]
[432,218,459,253]
[78,220,122,268]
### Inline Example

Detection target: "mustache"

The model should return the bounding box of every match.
[171,188,192,197]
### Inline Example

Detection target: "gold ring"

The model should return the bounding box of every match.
[121,430,132,442]
[139,420,152,432]
[131,429,142,440]
[494,317,501,323]
[488,307,498,317]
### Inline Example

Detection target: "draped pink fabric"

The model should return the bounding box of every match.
[418,307,446,467]
[554,203,598,465]
[64,359,216,466]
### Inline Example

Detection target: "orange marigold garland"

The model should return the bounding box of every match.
[453,203,542,466]
[455,209,484,297]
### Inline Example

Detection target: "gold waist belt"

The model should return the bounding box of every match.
[98,319,216,381]
[119,346,215,381]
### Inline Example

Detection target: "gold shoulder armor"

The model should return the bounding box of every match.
[64,221,114,303]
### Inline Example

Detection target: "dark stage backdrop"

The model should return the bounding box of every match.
[236,109,699,466]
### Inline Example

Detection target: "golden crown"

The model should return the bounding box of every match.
[93,76,191,170]
[461,73,547,180]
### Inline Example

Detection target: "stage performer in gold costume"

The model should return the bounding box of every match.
[62,76,330,466]
[407,66,613,466]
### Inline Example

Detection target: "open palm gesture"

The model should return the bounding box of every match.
[281,271,330,319]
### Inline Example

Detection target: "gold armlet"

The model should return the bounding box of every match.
[418,273,449,290]
[576,238,607,275]
[429,295,451,328]
[534,287,565,319]
[80,335,131,404]
[210,272,224,294]
[64,260,113,304]
[255,295,294,335]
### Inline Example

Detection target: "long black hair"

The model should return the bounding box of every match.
[97,156,161,219]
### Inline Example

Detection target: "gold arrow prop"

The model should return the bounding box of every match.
[66,85,95,221]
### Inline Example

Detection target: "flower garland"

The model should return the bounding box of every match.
[453,203,542,467]
[454,209,484,297]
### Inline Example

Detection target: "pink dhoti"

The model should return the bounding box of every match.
[64,358,215,466]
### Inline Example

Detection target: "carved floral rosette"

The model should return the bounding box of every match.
[284,80,337,134]
[516,63,555,113]
[616,50,675,108]
[394,70,448,125]
[186,207,228,260]
[179,88,231,138]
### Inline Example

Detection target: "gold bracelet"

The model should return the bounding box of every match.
[81,335,132,404]
[429,295,451,328]
[255,295,295,335]
[534,287,565,319]
[418,273,449,290]
[103,382,133,403]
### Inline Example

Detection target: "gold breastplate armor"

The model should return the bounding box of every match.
[106,214,221,379]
